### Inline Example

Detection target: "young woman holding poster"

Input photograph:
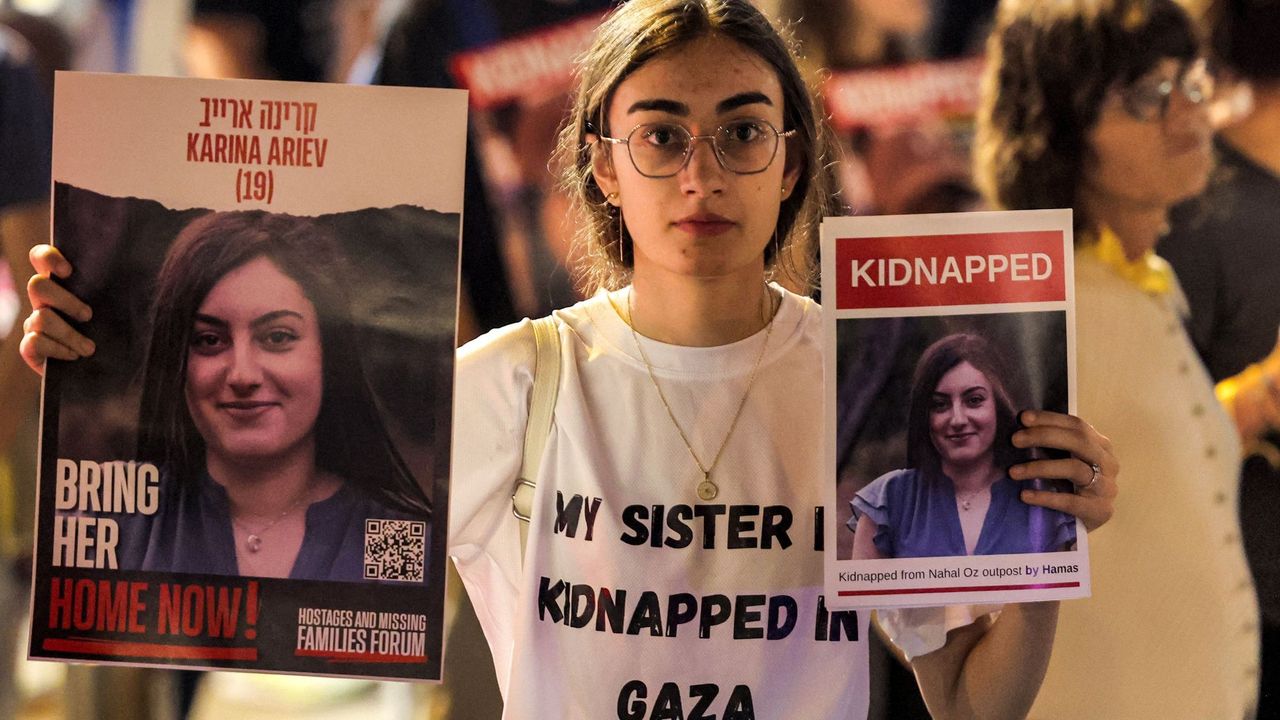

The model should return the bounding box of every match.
[975,0,1259,716]
[25,1,1116,716]
[851,332,1076,559]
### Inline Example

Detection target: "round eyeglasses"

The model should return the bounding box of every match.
[596,118,796,178]
[1118,58,1214,123]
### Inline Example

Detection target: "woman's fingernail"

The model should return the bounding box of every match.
[82,339,95,355]
[1022,410,1037,424]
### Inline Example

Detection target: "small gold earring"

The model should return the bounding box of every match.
[607,192,619,203]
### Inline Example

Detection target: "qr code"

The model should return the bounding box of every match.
[364,519,427,582]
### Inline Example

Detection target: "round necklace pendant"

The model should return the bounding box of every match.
[696,479,719,502]
[246,534,262,553]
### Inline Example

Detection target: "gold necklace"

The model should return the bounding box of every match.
[232,489,312,553]
[955,486,986,511]
[623,286,778,502]
[954,477,995,512]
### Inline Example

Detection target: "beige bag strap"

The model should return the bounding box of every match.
[512,316,561,562]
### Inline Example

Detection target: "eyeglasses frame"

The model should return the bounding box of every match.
[594,118,797,178]
[1117,57,1214,123]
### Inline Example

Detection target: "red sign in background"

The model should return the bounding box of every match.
[833,230,1067,311]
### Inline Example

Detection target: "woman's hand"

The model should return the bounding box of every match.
[19,244,95,375]
[1009,410,1117,532]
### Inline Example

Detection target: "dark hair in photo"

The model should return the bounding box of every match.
[555,0,840,292]
[135,210,431,517]
[974,0,1200,236]
[906,332,1027,479]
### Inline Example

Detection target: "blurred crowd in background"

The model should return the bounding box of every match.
[1,0,1276,718]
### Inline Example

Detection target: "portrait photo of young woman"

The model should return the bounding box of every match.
[121,210,433,581]
[849,331,1078,560]
[34,187,457,586]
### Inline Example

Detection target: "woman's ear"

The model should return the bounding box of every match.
[588,137,621,204]
[781,136,803,201]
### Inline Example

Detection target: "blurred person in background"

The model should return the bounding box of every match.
[781,0,931,70]
[0,14,56,720]
[927,0,998,59]
[1159,0,1280,714]
[183,0,329,82]
[976,0,1261,717]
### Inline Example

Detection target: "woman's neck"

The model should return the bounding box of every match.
[207,441,324,519]
[628,268,773,347]
[1081,189,1169,261]
[943,459,999,493]
[1221,84,1280,178]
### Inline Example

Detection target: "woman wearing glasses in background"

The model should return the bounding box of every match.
[976,0,1259,717]
[27,1,1119,717]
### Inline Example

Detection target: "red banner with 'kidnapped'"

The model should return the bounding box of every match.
[833,230,1067,311]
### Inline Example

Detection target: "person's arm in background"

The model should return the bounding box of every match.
[0,28,52,452]
[0,201,45,450]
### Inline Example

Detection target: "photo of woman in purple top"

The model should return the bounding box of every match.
[122,211,433,582]
[850,332,1076,559]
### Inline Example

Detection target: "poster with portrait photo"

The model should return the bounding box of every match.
[821,210,1090,609]
[27,72,466,681]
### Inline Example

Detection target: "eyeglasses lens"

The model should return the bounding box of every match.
[626,120,780,177]
[1122,60,1213,122]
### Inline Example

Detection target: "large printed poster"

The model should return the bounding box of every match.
[28,72,466,680]
[822,210,1091,608]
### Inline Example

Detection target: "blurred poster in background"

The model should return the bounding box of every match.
[376,1,612,337]
[447,6,607,317]
[823,57,986,217]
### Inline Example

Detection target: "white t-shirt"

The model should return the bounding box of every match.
[450,287,965,719]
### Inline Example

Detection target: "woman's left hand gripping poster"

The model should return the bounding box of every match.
[28,72,465,681]
[821,210,1091,609]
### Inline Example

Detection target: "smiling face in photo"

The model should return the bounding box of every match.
[184,255,324,468]
[928,361,998,472]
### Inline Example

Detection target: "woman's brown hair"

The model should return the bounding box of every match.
[973,0,1199,237]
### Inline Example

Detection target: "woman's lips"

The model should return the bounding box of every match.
[945,432,977,442]
[673,214,735,237]
[219,401,279,419]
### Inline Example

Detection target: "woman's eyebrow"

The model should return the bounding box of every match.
[250,310,305,328]
[933,386,988,396]
[625,92,774,117]
[716,91,772,114]
[626,98,688,116]
[193,313,227,329]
